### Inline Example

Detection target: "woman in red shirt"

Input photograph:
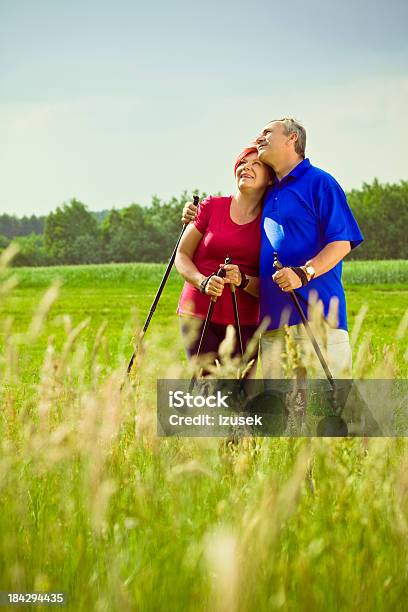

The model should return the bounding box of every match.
[175,147,272,366]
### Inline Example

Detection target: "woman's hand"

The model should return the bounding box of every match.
[204,274,225,298]
[221,263,242,286]
[181,201,198,224]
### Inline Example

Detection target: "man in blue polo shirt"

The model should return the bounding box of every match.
[254,117,363,378]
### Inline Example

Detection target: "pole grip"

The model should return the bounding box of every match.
[182,195,200,228]
[224,255,237,292]
[209,263,226,302]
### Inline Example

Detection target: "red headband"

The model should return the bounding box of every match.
[233,146,258,175]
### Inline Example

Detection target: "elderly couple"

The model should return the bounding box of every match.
[175,118,363,379]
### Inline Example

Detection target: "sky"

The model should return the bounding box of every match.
[1,0,407,216]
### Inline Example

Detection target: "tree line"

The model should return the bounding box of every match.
[1,179,407,266]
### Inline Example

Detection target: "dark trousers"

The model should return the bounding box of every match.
[180,317,259,375]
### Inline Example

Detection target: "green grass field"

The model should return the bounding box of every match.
[1,261,408,379]
[0,261,408,611]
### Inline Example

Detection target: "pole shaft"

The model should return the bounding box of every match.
[224,256,244,356]
[127,195,199,374]
[273,253,335,390]
[230,285,244,356]
[189,263,225,390]
[288,289,335,389]
[196,300,216,357]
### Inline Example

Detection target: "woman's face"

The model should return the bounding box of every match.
[235,151,272,193]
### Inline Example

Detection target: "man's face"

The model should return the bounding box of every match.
[255,121,291,166]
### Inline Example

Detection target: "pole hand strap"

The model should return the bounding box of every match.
[290,266,308,287]
[223,255,249,290]
[200,264,226,295]
[199,274,215,294]
[237,268,249,289]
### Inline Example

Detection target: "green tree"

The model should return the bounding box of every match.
[44,199,102,264]
[0,213,45,238]
[0,234,9,249]
[101,192,208,264]
[101,209,125,262]
[12,234,53,267]
[347,179,408,259]
[147,190,207,258]
[102,204,162,263]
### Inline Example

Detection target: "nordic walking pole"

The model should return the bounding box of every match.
[196,265,226,358]
[189,264,226,391]
[224,256,244,356]
[127,195,199,375]
[273,252,336,391]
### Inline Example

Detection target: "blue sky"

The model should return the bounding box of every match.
[1,0,407,215]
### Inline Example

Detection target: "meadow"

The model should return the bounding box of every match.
[0,257,408,611]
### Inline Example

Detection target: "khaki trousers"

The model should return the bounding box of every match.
[260,323,352,380]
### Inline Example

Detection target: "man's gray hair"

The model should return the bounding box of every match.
[270,117,306,158]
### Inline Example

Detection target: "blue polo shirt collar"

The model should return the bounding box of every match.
[272,158,311,186]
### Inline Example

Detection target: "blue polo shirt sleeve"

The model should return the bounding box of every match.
[317,176,364,250]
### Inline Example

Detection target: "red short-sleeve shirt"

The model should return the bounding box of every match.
[177,195,261,325]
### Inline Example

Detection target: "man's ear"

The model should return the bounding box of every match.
[288,132,298,145]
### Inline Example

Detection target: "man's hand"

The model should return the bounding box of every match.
[221,263,241,286]
[182,201,198,225]
[204,274,225,298]
[272,267,302,291]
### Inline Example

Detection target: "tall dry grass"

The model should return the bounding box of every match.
[1,248,408,611]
